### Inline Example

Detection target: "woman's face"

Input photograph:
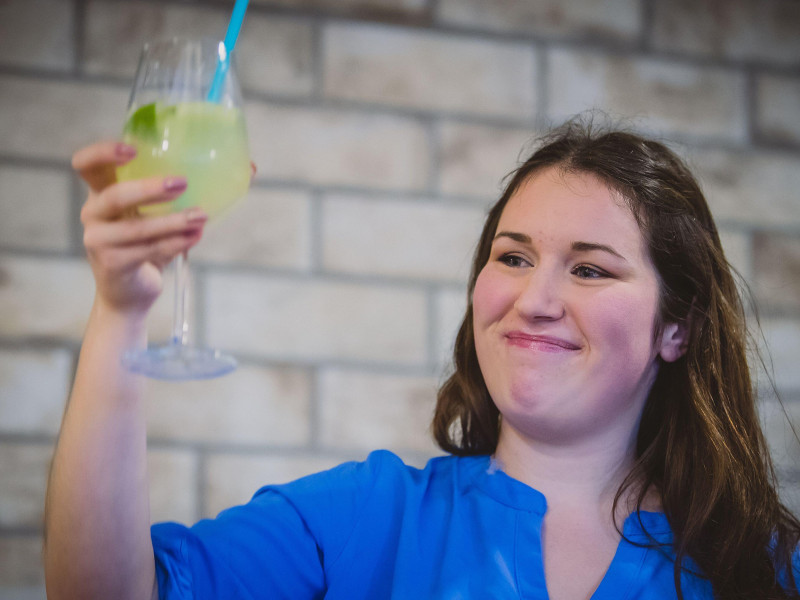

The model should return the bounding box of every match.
[473,167,685,446]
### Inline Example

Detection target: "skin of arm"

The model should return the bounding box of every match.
[43,141,207,600]
[44,302,158,600]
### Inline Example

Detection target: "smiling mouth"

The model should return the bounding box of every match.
[504,332,581,352]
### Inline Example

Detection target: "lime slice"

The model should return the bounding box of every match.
[123,102,178,140]
[156,103,177,123]
[124,102,157,139]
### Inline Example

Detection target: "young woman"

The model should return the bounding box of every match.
[44,120,800,600]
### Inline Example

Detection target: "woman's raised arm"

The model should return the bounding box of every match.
[43,141,207,600]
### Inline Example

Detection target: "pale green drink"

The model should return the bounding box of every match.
[117,101,250,220]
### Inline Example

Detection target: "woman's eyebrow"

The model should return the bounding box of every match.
[494,232,628,262]
[571,241,626,261]
[493,230,530,243]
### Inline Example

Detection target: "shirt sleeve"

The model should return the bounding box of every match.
[151,450,392,600]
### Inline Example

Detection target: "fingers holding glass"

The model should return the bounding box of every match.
[72,141,137,194]
[81,176,188,224]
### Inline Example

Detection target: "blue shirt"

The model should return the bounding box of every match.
[150,450,790,599]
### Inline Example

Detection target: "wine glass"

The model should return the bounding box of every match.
[117,37,251,380]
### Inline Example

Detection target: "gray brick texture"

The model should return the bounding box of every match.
[0,2,798,595]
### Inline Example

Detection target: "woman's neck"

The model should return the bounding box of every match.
[492,421,653,518]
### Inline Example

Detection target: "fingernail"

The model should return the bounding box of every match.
[185,208,207,224]
[115,143,137,158]
[164,177,187,193]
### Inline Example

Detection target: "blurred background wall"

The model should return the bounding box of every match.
[0,0,799,597]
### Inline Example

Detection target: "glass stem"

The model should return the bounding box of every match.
[172,251,191,346]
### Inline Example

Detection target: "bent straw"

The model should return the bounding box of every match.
[207,0,249,102]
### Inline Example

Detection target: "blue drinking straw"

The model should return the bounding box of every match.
[208,0,249,102]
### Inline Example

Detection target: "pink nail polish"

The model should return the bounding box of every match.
[164,177,187,193]
[186,208,207,224]
[115,143,137,158]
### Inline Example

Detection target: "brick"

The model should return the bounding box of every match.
[0,255,174,343]
[238,14,316,97]
[0,76,127,161]
[250,0,428,19]
[0,583,47,600]
[779,477,800,519]
[321,195,484,281]
[718,228,752,284]
[752,232,800,313]
[193,188,312,271]
[760,398,800,472]
[0,443,52,528]
[438,122,537,199]
[434,287,468,373]
[319,368,439,453]
[0,349,71,436]
[84,2,314,97]
[652,0,800,66]
[546,49,747,143]
[0,0,74,71]
[148,448,197,525]
[691,149,800,228]
[204,453,344,517]
[145,364,311,446]
[0,256,94,340]
[323,23,537,118]
[756,74,800,146]
[205,273,427,364]
[246,102,431,191]
[0,535,45,588]
[0,166,71,252]
[758,319,800,393]
[436,0,640,41]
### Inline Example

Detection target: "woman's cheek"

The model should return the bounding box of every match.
[472,267,507,326]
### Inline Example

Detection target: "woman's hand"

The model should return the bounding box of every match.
[73,141,208,317]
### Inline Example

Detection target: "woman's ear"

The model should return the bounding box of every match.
[658,320,690,363]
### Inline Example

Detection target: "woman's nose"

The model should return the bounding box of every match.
[513,266,566,321]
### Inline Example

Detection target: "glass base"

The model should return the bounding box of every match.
[121,343,237,381]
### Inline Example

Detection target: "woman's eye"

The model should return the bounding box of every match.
[499,253,529,268]
[572,265,607,279]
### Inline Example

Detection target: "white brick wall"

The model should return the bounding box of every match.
[145,364,312,445]
[547,49,747,142]
[251,0,428,16]
[0,535,45,590]
[147,448,199,524]
[318,368,439,453]
[204,453,346,518]
[436,0,641,41]
[84,2,316,98]
[323,23,538,118]
[246,102,431,190]
[437,122,536,199]
[205,274,427,364]
[690,148,800,228]
[756,74,800,146]
[0,443,53,528]
[753,232,800,313]
[1,2,799,594]
[193,188,313,270]
[321,194,484,281]
[0,349,71,435]
[0,0,74,71]
[651,0,800,65]
[0,166,72,252]
[0,76,127,161]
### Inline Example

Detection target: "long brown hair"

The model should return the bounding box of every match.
[433,117,800,598]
